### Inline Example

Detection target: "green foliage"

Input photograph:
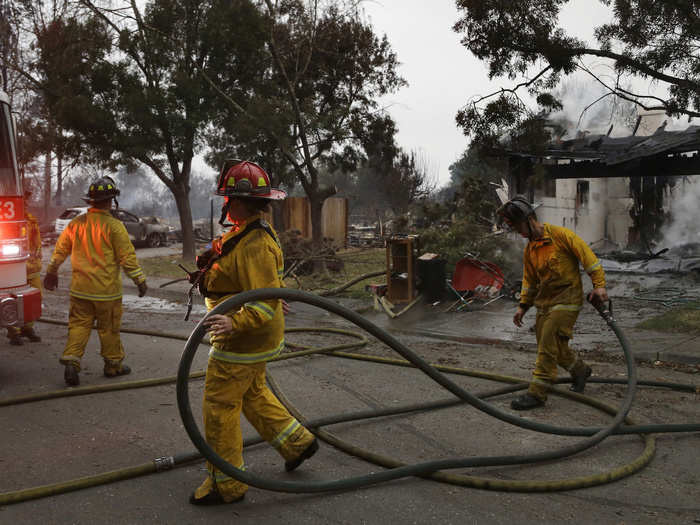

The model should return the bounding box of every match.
[207,1,405,190]
[636,304,700,334]
[418,219,518,279]
[30,0,270,257]
[453,0,700,144]
[440,146,505,216]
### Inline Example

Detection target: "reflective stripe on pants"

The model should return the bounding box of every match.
[59,296,124,372]
[196,358,315,501]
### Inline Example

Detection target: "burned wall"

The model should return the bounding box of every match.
[533,175,633,251]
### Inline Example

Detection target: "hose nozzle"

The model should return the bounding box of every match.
[588,295,614,325]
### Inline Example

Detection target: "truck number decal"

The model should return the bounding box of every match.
[0,197,23,221]
[2,200,15,219]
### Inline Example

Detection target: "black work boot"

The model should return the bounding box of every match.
[104,363,131,378]
[570,364,593,393]
[511,393,545,411]
[21,327,41,342]
[64,364,80,386]
[285,438,319,472]
[8,333,23,346]
[189,491,244,506]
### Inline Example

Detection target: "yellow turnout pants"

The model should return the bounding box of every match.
[528,308,586,400]
[7,274,41,337]
[194,358,316,502]
[59,296,124,372]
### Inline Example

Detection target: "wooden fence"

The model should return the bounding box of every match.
[272,196,348,248]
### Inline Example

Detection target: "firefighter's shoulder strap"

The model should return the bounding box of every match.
[184,219,278,320]
[199,219,277,292]
[218,218,278,258]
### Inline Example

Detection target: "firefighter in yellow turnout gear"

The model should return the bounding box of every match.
[43,176,147,386]
[190,160,318,506]
[7,180,42,345]
[498,196,608,410]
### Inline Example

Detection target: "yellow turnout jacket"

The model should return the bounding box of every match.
[520,223,605,311]
[46,208,145,301]
[204,213,285,364]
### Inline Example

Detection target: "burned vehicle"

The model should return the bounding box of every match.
[111,209,170,247]
[348,224,382,247]
[53,207,170,247]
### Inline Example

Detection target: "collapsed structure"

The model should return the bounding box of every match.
[505,122,700,254]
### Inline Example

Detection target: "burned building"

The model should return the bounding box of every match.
[506,123,700,253]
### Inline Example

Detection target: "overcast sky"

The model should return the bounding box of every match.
[362,0,617,188]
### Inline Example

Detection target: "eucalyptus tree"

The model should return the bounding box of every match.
[454,0,700,145]
[33,0,267,258]
[206,0,405,258]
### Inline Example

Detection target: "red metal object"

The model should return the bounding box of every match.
[452,257,505,298]
[0,197,24,221]
[22,286,42,323]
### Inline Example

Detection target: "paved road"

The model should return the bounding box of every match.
[1,274,699,524]
[6,246,698,523]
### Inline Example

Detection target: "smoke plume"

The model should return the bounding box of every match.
[661,176,700,248]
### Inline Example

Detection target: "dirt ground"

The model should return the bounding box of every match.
[0,246,698,524]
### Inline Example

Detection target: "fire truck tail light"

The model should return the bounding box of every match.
[0,296,19,326]
[2,243,21,256]
[0,239,27,259]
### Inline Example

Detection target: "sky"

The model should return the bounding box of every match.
[361,0,618,188]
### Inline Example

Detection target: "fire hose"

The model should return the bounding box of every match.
[0,296,699,505]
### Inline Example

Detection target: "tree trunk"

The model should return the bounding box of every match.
[55,153,63,206]
[309,193,325,272]
[173,182,195,260]
[43,152,51,222]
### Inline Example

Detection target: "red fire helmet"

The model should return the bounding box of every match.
[216,160,286,200]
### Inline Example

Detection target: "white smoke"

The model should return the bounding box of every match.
[661,175,700,248]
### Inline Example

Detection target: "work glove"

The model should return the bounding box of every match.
[137,281,148,297]
[43,272,58,291]
[196,249,214,270]
[186,269,203,285]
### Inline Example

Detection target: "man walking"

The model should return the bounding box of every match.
[190,160,318,505]
[44,176,147,386]
[498,195,608,410]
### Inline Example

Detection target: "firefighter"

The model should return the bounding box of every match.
[190,160,318,506]
[498,195,608,410]
[43,176,147,386]
[7,179,42,345]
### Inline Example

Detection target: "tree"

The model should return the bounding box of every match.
[453,0,700,144]
[30,0,267,258]
[206,0,405,262]
[327,113,434,222]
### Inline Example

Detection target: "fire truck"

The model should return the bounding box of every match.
[0,89,41,329]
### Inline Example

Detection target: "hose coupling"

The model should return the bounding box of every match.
[154,456,175,472]
[589,298,615,325]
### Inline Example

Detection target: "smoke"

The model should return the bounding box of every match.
[660,176,700,248]
[546,75,638,139]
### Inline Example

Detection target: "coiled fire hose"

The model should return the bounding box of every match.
[175,289,696,492]
[0,294,698,505]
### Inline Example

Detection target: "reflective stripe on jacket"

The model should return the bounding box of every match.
[46,208,145,301]
[26,211,42,277]
[520,223,606,310]
[204,213,284,361]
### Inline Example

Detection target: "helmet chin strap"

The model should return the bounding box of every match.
[219,200,233,228]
